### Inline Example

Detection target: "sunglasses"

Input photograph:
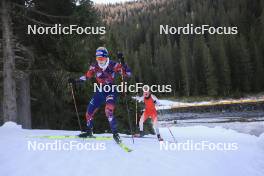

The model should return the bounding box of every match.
[96,57,107,61]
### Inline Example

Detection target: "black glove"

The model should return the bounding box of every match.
[117,52,125,65]
[68,78,85,93]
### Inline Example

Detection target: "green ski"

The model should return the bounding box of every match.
[118,142,133,152]
[27,135,112,141]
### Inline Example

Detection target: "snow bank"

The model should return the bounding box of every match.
[1,121,22,129]
[0,125,264,176]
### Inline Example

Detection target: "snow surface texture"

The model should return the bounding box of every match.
[1,122,264,176]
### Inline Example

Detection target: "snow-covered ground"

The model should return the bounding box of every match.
[1,122,264,176]
[160,119,264,136]
[158,110,264,136]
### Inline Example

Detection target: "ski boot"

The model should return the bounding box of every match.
[157,134,164,141]
[78,129,94,138]
[113,133,122,144]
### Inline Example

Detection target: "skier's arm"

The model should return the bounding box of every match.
[151,94,161,106]
[114,62,132,77]
[115,52,132,77]
[137,96,144,102]
[122,64,132,77]
[69,65,95,84]
[68,64,96,85]
[83,65,96,80]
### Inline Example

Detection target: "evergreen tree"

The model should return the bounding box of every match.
[203,43,218,96]
[179,37,191,96]
[193,36,206,95]
[238,35,252,92]
[209,36,231,95]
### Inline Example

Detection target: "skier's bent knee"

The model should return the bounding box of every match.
[105,104,115,118]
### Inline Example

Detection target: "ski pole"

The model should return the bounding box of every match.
[123,89,134,144]
[69,83,83,132]
[118,52,134,144]
[135,76,140,127]
[160,108,177,143]
[135,96,138,126]
[167,126,177,143]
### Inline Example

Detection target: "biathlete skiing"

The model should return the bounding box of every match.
[68,47,131,144]
[135,89,163,141]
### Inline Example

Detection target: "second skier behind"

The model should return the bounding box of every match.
[136,88,163,141]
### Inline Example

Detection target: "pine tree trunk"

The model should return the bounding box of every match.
[1,0,18,123]
[17,73,31,129]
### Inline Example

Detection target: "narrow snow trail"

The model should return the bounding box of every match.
[0,122,264,176]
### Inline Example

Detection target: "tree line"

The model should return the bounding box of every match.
[99,0,264,97]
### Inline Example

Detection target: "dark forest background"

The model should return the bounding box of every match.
[0,0,263,133]
[99,0,264,97]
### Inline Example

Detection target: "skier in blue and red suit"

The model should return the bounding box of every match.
[69,47,131,143]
